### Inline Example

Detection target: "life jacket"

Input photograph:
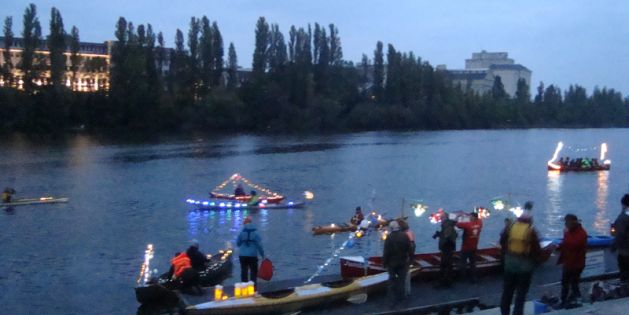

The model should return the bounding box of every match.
[2,192,10,202]
[507,221,533,256]
[171,253,192,278]
[248,195,260,206]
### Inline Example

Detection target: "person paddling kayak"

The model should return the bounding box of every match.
[2,187,16,203]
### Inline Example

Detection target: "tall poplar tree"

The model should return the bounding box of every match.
[48,7,66,89]
[372,41,384,101]
[2,17,14,86]
[199,16,213,93]
[21,3,42,92]
[69,26,80,89]
[252,17,269,78]
[210,21,223,87]
[227,42,238,89]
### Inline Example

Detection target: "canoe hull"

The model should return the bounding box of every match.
[341,247,503,279]
[2,197,69,207]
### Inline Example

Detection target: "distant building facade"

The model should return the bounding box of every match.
[441,51,531,97]
[0,36,111,92]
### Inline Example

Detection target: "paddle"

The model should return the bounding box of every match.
[346,293,368,304]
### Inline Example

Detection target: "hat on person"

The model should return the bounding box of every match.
[524,201,534,210]
[622,194,629,207]
[389,220,400,231]
[190,239,199,248]
[564,214,578,222]
[243,216,252,224]
[355,206,362,212]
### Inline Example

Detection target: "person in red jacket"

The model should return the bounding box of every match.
[557,214,587,307]
[456,212,483,282]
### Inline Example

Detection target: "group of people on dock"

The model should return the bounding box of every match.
[558,156,602,169]
[381,194,629,315]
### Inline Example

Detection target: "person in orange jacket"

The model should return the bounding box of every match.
[171,252,192,279]
[557,214,587,307]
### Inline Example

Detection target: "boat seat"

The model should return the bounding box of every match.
[479,255,498,262]
[414,259,434,268]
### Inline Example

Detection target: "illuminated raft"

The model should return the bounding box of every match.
[547,142,611,172]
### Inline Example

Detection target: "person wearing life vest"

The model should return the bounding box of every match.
[247,190,260,206]
[612,194,629,283]
[350,206,365,225]
[237,216,265,285]
[500,201,542,315]
[456,212,483,282]
[2,187,16,203]
[170,252,192,279]
[557,214,587,307]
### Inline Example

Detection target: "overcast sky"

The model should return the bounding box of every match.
[5,1,629,95]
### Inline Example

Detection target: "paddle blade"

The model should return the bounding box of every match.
[347,293,368,304]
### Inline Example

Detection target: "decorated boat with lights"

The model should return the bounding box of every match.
[547,142,611,172]
[311,213,404,235]
[187,199,306,210]
[186,267,420,315]
[1,196,69,207]
[209,173,285,204]
[135,244,233,306]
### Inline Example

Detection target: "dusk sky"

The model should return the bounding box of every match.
[5,1,629,95]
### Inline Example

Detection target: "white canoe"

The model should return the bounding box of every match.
[2,197,69,207]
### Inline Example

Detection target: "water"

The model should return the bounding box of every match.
[0,129,627,314]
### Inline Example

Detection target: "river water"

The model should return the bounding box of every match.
[0,129,627,314]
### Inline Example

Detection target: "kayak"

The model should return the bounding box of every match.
[2,197,69,207]
[311,217,403,235]
[186,199,306,211]
[186,268,419,315]
[135,250,233,305]
[340,247,505,279]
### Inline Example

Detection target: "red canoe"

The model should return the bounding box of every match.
[340,243,555,279]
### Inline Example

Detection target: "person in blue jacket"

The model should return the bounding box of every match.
[237,216,265,285]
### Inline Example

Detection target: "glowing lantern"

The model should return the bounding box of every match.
[304,191,314,200]
[247,281,255,296]
[214,285,223,300]
[234,283,242,298]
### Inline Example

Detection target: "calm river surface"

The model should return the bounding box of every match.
[0,129,628,314]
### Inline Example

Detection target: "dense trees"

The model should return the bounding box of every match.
[0,4,628,135]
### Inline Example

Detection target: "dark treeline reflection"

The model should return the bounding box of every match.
[1,5,628,134]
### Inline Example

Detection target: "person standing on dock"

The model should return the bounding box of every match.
[398,219,416,296]
[557,214,587,307]
[500,201,542,315]
[383,220,413,306]
[432,213,458,288]
[456,212,483,282]
[612,194,629,283]
[237,216,265,286]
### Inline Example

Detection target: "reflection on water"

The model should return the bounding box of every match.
[594,171,610,234]
[545,171,564,236]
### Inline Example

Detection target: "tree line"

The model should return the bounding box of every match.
[1,4,628,134]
